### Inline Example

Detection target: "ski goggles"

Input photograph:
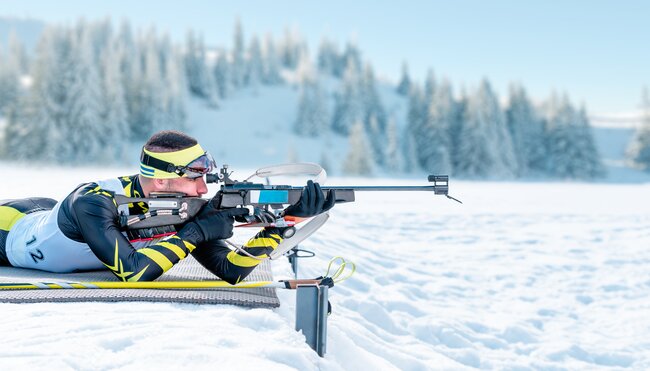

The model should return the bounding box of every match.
[178,152,217,179]
[140,144,216,179]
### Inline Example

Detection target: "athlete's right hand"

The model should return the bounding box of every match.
[179,201,249,244]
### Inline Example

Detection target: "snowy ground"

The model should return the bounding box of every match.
[1,164,649,370]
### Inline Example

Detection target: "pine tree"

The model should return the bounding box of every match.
[505,84,546,175]
[294,76,329,137]
[231,18,246,88]
[184,31,217,103]
[343,121,373,176]
[65,23,104,163]
[419,81,453,174]
[0,46,20,114]
[384,116,403,173]
[627,87,650,171]
[455,80,517,177]
[99,40,129,160]
[262,34,283,85]
[361,65,387,165]
[406,84,427,168]
[246,35,263,91]
[424,68,436,102]
[401,125,419,173]
[213,52,232,99]
[396,61,411,96]
[331,59,363,135]
[317,38,340,76]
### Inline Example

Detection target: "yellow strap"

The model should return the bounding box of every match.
[324,256,356,283]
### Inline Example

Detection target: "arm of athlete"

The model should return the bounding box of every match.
[64,183,246,281]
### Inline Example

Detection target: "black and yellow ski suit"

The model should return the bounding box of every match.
[0,175,282,284]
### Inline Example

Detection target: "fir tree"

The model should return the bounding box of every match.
[419,81,454,174]
[213,52,232,99]
[384,116,403,173]
[246,35,264,91]
[99,40,129,160]
[294,76,329,137]
[343,121,373,176]
[231,18,246,88]
[455,80,517,177]
[331,59,363,135]
[0,46,20,114]
[505,84,546,175]
[317,38,340,76]
[627,87,650,171]
[262,34,283,85]
[396,61,411,96]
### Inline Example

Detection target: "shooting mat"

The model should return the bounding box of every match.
[0,256,279,308]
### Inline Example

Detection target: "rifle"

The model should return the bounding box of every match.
[114,163,461,259]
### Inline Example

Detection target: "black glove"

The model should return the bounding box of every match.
[235,207,277,224]
[283,180,336,218]
[178,200,249,245]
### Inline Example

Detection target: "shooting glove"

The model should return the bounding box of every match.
[178,200,249,245]
[283,180,336,218]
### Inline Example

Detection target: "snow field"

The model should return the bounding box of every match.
[1,166,649,370]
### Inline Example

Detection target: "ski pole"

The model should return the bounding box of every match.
[0,278,327,291]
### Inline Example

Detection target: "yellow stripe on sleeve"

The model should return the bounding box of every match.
[137,248,174,272]
[0,206,26,231]
[158,241,187,260]
[226,251,265,268]
[244,237,279,249]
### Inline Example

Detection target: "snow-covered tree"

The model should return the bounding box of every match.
[184,31,217,103]
[424,68,436,102]
[294,76,329,137]
[343,121,373,176]
[213,52,232,99]
[396,61,411,96]
[331,59,363,135]
[231,18,246,88]
[0,46,20,114]
[384,117,403,173]
[99,40,129,159]
[627,87,650,171]
[543,94,602,179]
[360,65,387,165]
[246,35,264,91]
[317,38,340,76]
[406,84,427,158]
[505,84,546,175]
[262,34,283,85]
[64,24,105,163]
[279,27,305,69]
[455,80,517,177]
[419,81,454,174]
[402,125,419,173]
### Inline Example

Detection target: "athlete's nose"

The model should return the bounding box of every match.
[196,176,208,196]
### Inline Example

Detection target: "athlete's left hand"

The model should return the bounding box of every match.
[283,180,336,218]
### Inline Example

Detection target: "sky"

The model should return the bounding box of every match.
[1,0,648,116]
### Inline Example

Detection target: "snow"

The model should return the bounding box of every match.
[1,162,649,370]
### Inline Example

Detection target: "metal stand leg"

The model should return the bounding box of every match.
[295,284,329,357]
[288,246,299,278]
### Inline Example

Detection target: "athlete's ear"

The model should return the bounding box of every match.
[152,178,168,191]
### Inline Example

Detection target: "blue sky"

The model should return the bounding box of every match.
[1,0,648,114]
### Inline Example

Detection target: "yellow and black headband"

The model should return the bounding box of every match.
[140,144,206,179]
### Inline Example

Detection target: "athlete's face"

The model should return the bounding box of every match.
[162,176,209,197]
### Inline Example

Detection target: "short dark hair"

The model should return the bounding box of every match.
[144,130,198,153]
